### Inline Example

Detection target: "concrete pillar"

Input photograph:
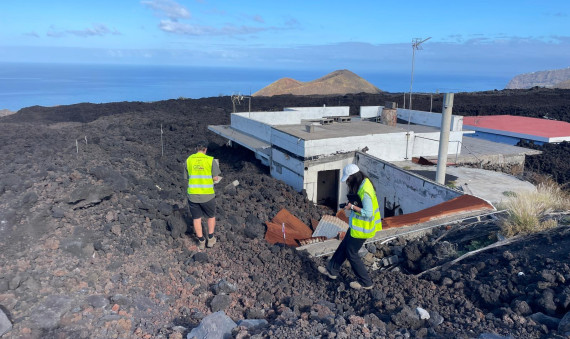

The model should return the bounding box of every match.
[436,93,454,184]
[380,108,397,126]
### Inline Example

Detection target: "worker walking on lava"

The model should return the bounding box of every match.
[186,140,221,249]
[318,164,382,290]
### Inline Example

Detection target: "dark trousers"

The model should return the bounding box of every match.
[327,230,372,287]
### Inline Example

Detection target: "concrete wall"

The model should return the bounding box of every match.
[272,148,304,174]
[397,108,463,131]
[360,106,384,119]
[304,132,412,161]
[234,107,349,127]
[271,128,306,157]
[284,106,350,117]
[355,152,462,215]
[231,114,273,143]
[303,157,355,204]
[271,160,304,192]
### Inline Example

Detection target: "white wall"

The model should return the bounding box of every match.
[231,114,273,142]
[271,129,306,157]
[355,152,462,215]
[271,149,304,174]
[271,160,304,192]
[304,132,412,161]
[284,106,350,117]
[234,107,349,126]
[304,157,355,204]
[360,106,383,119]
[397,109,463,131]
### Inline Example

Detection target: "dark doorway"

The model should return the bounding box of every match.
[317,169,339,209]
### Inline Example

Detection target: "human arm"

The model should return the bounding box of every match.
[346,193,373,217]
[212,159,221,181]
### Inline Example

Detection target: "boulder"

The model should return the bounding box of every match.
[236,319,268,330]
[68,185,113,209]
[529,312,560,330]
[87,295,109,309]
[0,308,12,337]
[168,209,187,238]
[211,279,237,295]
[559,311,570,334]
[391,306,422,330]
[187,311,236,339]
[29,295,73,329]
[210,294,231,312]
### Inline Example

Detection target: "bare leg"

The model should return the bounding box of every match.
[193,218,203,238]
[207,217,216,235]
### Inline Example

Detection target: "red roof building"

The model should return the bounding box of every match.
[463,115,570,144]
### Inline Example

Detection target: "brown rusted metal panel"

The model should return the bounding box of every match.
[383,194,494,229]
[264,208,313,247]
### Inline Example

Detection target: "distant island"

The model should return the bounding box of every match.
[253,69,381,97]
[0,109,15,117]
[506,67,570,89]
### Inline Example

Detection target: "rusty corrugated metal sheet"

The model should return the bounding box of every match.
[383,194,494,229]
[265,208,313,247]
[312,215,349,239]
[335,209,349,224]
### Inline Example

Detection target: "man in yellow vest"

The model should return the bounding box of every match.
[318,164,381,290]
[186,140,221,249]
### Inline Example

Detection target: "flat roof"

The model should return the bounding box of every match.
[273,121,407,141]
[464,115,570,138]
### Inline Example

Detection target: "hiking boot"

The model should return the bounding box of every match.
[349,281,373,290]
[198,238,206,250]
[207,236,216,248]
[317,266,337,280]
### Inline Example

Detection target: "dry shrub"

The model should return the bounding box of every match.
[499,181,570,237]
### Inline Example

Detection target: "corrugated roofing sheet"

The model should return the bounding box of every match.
[382,194,494,229]
[312,215,349,239]
[265,209,313,247]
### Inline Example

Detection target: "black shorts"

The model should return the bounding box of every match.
[188,198,216,219]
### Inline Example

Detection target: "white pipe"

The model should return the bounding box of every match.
[436,93,454,184]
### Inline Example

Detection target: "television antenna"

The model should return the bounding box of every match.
[408,37,431,112]
[231,93,251,114]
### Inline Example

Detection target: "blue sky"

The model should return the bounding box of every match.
[1,0,569,77]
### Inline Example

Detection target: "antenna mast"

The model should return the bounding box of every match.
[408,37,431,112]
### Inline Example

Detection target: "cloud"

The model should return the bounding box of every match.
[24,32,40,38]
[284,18,300,28]
[143,1,298,37]
[159,19,269,36]
[142,0,190,20]
[47,24,120,38]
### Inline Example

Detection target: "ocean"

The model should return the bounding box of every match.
[0,62,510,112]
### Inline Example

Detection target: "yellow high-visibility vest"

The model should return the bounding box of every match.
[350,178,382,239]
[186,153,214,195]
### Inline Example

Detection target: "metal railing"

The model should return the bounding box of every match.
[411,135,484,167]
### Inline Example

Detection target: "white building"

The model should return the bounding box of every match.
[209,105,473,215]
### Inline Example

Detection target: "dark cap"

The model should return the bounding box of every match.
[195,140,208,149]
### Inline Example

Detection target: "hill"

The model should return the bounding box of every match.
[253,69,381,96]
[555,79,570,89]
[506,67,570,89]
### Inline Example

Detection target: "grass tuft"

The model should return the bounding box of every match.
[498,181,570,237]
